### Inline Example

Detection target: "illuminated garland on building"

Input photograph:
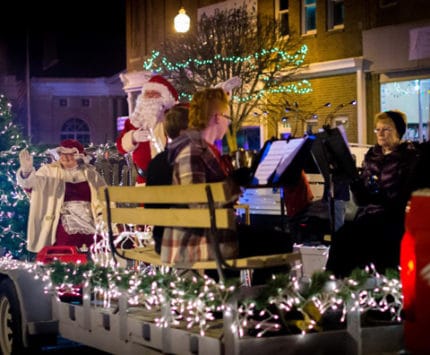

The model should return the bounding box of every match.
[143,46,313,103]
[144,46,308,72]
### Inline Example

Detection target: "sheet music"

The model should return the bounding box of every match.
[275,138,307,177]
[253,141,286,185]
[253,138,307,185]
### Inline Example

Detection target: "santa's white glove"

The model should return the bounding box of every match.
[132,128,151,143]
[420,263,430,286]
[19,149,33,174]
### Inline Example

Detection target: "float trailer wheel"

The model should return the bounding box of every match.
[0,278,24,355]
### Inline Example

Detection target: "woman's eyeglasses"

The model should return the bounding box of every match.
[374,127,392,134]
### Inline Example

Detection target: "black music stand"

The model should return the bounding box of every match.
[248,136,314,188]
[311,127,358,236]
[245,136,314,232]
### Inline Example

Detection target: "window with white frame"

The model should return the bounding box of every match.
[277,0,290,37]
[304,118,318,134]
[332,115,348,128]
[327,0,344,30]
[302,0,316,35]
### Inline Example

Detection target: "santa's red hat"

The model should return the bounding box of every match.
[143,75,178,103]
[56,139,85,155]
[55,139,92,163]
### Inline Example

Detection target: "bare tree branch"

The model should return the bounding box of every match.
[143,5,311,151]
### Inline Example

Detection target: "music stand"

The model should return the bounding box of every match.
[248,136,314,188]
[245,137,314,232]
[311,127,358,236]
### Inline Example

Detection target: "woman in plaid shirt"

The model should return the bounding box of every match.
[160,88,238,264]
[160,88,293,282]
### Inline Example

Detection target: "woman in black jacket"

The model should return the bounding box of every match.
[326,110,419,277]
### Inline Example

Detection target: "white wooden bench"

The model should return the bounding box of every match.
[100,181,301,281]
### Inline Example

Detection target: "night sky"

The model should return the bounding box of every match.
[1,0,126,79]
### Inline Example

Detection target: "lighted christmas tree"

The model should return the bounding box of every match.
[0,94,32,258]
[144,5,312,151]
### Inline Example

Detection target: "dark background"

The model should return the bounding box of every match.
[1,0,126,79]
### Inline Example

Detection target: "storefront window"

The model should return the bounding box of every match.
[381,78,430,141]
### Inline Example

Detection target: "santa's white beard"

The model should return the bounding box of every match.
[130,98,165,129]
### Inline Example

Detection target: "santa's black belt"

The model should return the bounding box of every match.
[136,167,146,178]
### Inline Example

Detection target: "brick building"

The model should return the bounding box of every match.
[29,76,127,145]
[122,0,430,146]
[0,74,127,146]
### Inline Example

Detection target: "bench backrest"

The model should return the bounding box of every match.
[99,182,237,230]
[98,182,301,283]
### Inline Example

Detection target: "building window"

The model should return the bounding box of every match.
[217,126,261,154]
[327,0,344,30]
[277,0,290,37]
[305,119,318,134]
[82,98,90,107]
[237,126,261,151]
[332,115,348,128]
[59,98,68,107]
[60,118,91,145]
[381,79,430,142]
[302,0,316,35]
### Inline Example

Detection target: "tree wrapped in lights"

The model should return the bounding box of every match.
[144,5,311,151]
[0,94,31,258]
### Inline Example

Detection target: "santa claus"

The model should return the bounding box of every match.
[116,75,178,184]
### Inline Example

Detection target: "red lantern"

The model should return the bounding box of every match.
[400,191,430,353]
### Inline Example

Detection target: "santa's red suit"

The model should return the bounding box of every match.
[116,75,178,184]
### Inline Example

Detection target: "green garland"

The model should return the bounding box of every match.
[43,261,403,336]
